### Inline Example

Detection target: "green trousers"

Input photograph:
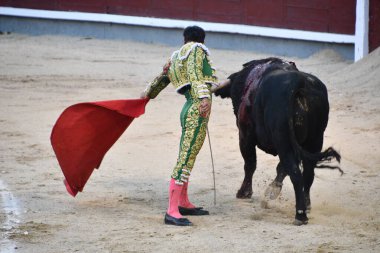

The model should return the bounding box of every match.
[171,91,211,185]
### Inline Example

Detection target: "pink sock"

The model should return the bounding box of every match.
[167,179,183,218]
[179,182,196,208]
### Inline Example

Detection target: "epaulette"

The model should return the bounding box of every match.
[171,42,210,62]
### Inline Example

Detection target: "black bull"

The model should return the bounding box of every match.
[215,58,342,225]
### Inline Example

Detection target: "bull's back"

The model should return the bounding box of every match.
[295,72,329,144]
[255,70,301,123]
[254,70,329,152]
[253,70,299,154]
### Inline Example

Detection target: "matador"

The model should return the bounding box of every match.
[141,26,219,226]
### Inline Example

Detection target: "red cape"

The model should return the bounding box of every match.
[51,98,149,197]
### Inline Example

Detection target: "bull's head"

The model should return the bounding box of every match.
[213,80,232,98]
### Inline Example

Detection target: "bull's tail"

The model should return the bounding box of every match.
[288,76,343,174]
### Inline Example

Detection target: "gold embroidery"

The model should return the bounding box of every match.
[171,93,211,182]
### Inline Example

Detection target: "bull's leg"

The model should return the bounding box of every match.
[302,161,315,212]
[265,162,287,200]
[236,129,256,199]
[302,133,323,212]
[280,153,308,225]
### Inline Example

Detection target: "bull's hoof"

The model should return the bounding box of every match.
[236,189,253,199]
[264,181,283,200]
[293,210,308,226]
[293,218,308,226]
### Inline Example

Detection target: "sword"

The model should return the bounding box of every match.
[206,126,217,206]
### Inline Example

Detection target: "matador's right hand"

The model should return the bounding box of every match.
[199,98,211,118]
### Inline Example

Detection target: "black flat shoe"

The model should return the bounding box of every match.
[164,213,192,226]
[179,206,209,216]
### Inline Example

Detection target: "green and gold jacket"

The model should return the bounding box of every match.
[144,42,218,99]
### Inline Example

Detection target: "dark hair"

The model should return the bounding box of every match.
[183,26,206,43]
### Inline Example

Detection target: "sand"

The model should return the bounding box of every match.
[0,34,379,253]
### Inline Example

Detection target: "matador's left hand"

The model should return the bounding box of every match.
[162,61,171,75]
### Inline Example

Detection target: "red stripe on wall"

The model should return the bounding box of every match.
[0,0,356,34]
[0,0,58,10]
[245,0,284,27]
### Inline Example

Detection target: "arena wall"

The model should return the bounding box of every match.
[0,0,378,60]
